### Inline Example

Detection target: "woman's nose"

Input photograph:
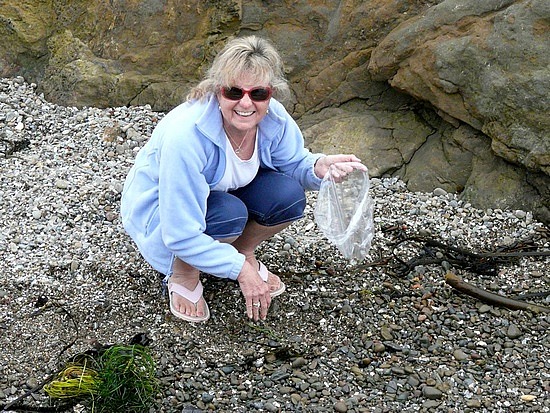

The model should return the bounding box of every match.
[238,93,254,106]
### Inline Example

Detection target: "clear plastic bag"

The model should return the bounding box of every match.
[313,167,375,263]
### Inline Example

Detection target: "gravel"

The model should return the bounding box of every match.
[0,76,548,412]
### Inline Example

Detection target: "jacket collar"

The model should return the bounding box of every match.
[195,95,225,146]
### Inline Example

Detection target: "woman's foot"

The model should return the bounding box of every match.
[169,274,209,320]
[169,259,209,321]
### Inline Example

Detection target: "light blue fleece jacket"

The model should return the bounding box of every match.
[120,95,324,280]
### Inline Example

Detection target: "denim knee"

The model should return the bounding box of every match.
[205,192,248,238]
[256,182,306,226]
[229,170,307,226]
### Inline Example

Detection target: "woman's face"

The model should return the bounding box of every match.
[218,73,271,133]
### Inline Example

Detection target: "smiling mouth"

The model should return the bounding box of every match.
[235,110,254,117]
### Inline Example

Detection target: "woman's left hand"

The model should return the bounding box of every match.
[237,261,271,321]
[314,154,367,182]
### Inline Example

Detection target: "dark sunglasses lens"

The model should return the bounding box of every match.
[223,87,244,100]
[250,88,271,101]
[222,87,272,101]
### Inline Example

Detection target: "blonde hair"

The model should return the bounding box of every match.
[186,36,290,102]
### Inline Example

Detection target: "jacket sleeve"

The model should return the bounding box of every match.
[263,101,324,190]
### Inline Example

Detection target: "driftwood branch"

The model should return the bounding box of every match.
[445,272,550,314]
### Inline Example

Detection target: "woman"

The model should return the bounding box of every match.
[120,35,366,323]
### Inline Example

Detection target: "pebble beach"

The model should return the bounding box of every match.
[0,77,548,412]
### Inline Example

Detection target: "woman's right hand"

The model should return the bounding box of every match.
[237,261,271,321]
[314,154,367,182]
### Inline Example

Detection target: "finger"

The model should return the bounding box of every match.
[259,295,271,320]
[328,164,341,179]
[349,161,368,171]
[250,294,264,321]
[246,295,262,320]
[247,291,271,321]
[333,162,367,175]
[246,299,254,319]
[337,161,367,171]
[247,302,259,320]
[252,303,260,321]
[334,162,355,173]
[330,164,353,181]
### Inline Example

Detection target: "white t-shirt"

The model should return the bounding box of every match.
[212,133,260,192]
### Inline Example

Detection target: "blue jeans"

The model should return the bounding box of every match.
[204,169,306,239]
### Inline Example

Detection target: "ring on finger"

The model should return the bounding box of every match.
[252,302,261,308]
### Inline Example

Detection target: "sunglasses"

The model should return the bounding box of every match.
[221,86,272,102]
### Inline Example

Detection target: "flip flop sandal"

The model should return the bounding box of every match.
[258,261,286,297]
[168,280,210,322]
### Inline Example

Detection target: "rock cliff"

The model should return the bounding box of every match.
[0,0,548,223]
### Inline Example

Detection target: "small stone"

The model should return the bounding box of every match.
[26,377,38,388]
[341,303,353,313]
[291,357,307,368]
[270,370,290,382]
[351,366,364,377]
[264,402,279,412]
[422,400,441,409]
[70,260,79,272]
[373,342,386,353]
[531,270,542,278]
[478,304,491,313]
[514,210,527,219]
[422,386,443,400]
[520,394,536,402]
[453,349,469,361]
[334,401,348,412]
[407,376,420,387]
[55,179,69,189]
[386,380,398,394]
[5,111,17,122]
[105,211,118,221]
[380,325,393,340]
[290,393,301,404]
[506,324,522,339]
[391,366,405,376]
[466,399,482,408]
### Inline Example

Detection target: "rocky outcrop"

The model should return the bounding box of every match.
[368,0,550,177]
[0,0,548,223]
[366,0,549,222]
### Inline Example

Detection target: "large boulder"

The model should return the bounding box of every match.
[368,0,550,178]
